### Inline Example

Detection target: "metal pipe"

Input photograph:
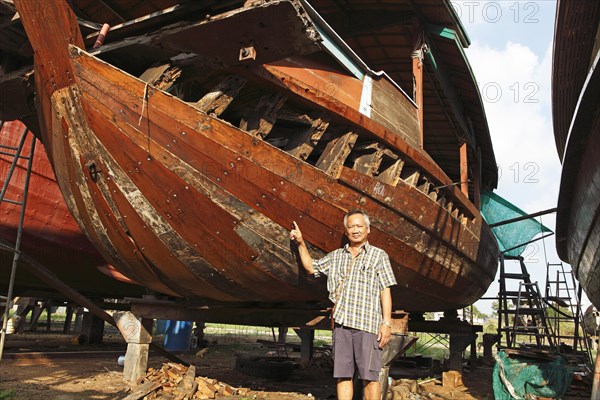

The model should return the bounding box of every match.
[0,132,35,363]
[0,126,29,203]
[500,233,554,255]
[489,208,557,228]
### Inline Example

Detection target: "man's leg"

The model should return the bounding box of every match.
[337,378,353,400]
[363,380,381,400]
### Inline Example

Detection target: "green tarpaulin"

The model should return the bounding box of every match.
[493,350,573,399]
[480,190,552,257]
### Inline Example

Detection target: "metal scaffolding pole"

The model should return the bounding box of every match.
[0,126,36,363]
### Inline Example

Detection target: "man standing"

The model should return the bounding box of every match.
[290,210,397,400]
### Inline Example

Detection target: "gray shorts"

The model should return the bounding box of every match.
[333,325,382,381]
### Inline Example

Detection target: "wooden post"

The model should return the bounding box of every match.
[473,147,482,209]
[459,142,469,198]
[114,311,154,382]
[63,303,74,334]
[293,328,314,363]
[81,311,105,344]
[412,53,424,146]
[411,27,425,147]
[592,346,600,400]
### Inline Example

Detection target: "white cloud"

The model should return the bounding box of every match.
[464,39,577,313]
[467,40,559,209]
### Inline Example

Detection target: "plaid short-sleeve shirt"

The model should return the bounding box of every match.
[313,242,396,334]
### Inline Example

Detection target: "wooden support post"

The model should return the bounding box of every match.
[114,311,154,382]
[459,142,469,198]
[63,303,74,334]
[277,327,288,344]
[293,328,314,363]
[195,321,207,348]
[315,130,358,178]
[592,346,600,400]
[412,50,424,146]
[28,300,43,332]
[379,335,418,398]
[474,147,482,209]
[81,311,105,344]
[45,300,52,332]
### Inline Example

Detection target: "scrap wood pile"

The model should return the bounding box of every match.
[387,374,466,400]
[123,363,250,400]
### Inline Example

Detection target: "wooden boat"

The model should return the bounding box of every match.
[3,0,499,319]
[0,120,144,298]
[552,0,600,309]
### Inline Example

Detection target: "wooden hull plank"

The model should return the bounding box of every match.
[50,87,180,296]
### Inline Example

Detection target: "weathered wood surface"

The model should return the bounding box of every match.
[284,114,330,160]
[351,142,385,176]
[315,130,358,177]
[127,363,248,399]
[67,47,496,309]
[256,62,480,220]
[239,92,287,138]
[370,76,420,147]
[194,74,247,116]
[12,0,498,311]
[138,62,182,90]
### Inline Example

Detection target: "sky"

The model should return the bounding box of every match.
[448,0,590,315]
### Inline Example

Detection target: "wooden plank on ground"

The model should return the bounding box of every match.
[122,380,160,400]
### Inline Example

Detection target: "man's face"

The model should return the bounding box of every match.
[345,214,370,245]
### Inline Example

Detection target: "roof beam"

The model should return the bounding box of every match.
[98,0,128,23]
[333,11,413,38]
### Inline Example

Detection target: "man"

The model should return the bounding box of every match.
[290,210,397,400]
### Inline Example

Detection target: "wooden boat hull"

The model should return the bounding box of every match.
[553,0,600,309]
[12,0,499,314]
[0,120,144,298]
[555,59,600,308]
[37,46,496,310]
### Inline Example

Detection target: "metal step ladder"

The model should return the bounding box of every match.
[545,262,593,369]
[497,255,556,351]
[0,121,37,362]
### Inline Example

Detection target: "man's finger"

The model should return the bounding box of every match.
[292,221,298,229]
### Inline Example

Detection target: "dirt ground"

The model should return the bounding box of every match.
[0,332,590,400]
[0,332,491,400]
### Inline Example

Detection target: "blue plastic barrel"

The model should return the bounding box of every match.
[154,319,168,335]
[163,320,193,351]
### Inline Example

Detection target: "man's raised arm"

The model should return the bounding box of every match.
[290,221,315,275]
